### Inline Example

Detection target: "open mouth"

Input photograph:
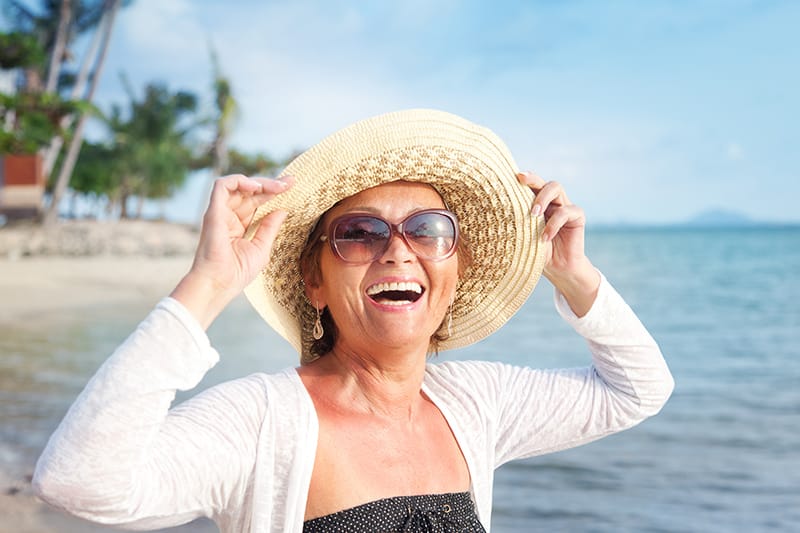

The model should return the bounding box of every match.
[366,281,425,306]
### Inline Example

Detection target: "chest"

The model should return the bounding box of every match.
[304,400,471,520]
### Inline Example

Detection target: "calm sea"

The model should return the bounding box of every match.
[1,226,798,532]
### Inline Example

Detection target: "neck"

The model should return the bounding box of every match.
[312,341,429,419]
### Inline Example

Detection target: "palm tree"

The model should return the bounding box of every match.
[71,80,199,219]
[42,0,132,178]
[2,0,127,224]
[192,47,292,222]
[2,0,107,93]
[42,0,123,225]
[208,45,238,180]
[43,0,71,93]
[190,45,239,224]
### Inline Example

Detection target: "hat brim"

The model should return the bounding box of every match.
[244,109,548,364]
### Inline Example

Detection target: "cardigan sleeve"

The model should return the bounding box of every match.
[494,273,674,465]
[426,273,674,471]
[32,297,268,530]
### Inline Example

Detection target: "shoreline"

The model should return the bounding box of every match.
[0,255,194,325]
[0,220,209,532]
[0,219,199,325]
[0,254,213,532]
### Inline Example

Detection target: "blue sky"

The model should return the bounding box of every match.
[6,0,799,224]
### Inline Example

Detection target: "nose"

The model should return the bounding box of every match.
[379,232,416,263]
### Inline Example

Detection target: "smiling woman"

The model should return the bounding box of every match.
[32,109,674,532]
[300,182,470,360]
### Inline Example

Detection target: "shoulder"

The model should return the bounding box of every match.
[179,368,311,420]
[239,368,311,407]
[424,360,516,400]
[250,368,316,424]
[171,368,317,458]
[425,359,518,383]
[424,359,552,405]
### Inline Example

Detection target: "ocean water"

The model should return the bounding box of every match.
[1,226,798,532]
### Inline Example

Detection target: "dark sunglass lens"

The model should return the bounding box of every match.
[333,216,390,262]
[405,212,456,258]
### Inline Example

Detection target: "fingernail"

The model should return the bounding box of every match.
[542,231,551,242]
[532,204,542,216]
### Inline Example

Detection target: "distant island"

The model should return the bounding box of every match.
[682,208,755,227]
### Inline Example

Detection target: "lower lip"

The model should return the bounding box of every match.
[366,295,422,311]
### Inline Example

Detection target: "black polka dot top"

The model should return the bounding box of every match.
[303,491,486,532]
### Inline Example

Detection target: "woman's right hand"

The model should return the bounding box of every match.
[171,174,294,329]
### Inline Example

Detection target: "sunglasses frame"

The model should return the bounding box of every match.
[320,208,460,264]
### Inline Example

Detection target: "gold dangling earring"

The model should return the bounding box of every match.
[312,303,324,340]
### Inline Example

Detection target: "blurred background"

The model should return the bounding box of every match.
[1,1,798,532]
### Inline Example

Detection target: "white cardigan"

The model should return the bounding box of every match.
[33,274,674,532]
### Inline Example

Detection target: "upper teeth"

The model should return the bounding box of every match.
[366,281,423,296]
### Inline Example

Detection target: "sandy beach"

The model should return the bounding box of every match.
[0,254,194,324]
[0,219,200,322]
[0,220,215,532]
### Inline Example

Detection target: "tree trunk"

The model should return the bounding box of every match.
[104,196,115,218]
[42,0,122,226]
[69,191,78,218]
[45,0,72,93]
[24,68,43,92]
[42,111,89,223]
[120,190,130,219]
[43,2,107,178]
[135,194,144,219]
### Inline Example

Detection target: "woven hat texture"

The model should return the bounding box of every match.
[243,109,548,364]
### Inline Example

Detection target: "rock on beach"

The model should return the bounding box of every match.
[0,219,200,259]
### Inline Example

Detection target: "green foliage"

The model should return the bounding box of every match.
[0,31,46,69]
[69,141,117,195]
[227,149,282,176]
[0,91,90,154]
[71,82,200,216]
[15,26,299,218]
[2,0,108,51]
[2,1,109,96]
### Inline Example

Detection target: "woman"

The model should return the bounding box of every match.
[34,109,674,532]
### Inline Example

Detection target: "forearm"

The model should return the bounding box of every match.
[33,299,221,525]
[554,272,674,413]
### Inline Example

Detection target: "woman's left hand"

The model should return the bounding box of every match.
[517,171,601,316]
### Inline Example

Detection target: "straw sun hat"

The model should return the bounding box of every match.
[244,109,548,364]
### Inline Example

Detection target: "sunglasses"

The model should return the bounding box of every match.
[320,209,460,264]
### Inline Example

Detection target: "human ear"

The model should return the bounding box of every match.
[303,277,326,309]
